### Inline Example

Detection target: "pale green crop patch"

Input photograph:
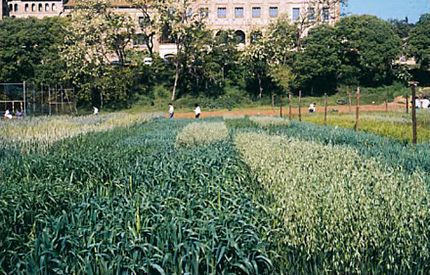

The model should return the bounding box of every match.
[235,132,430,273]
[176,121,229,147]
[249,116,289,128]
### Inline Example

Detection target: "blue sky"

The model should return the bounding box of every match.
[344,0,430,23]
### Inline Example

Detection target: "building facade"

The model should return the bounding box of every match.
[2,0,340,56]
[6,0,64,18]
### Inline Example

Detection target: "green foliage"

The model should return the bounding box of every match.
[409,14,430,70]
[0,17,67,84]
[293,25,340,95]
[336,15,402,86]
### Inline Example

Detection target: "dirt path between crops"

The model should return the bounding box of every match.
[173,102,405,119]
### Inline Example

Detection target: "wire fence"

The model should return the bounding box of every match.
[1,82,76,117]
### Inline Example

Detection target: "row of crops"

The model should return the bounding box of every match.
[1,115,429,274]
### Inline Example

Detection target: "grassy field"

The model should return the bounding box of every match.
[1,113,430,274]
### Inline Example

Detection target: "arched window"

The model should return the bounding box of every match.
[38,3,42,12]
[45,3,50,11]
[234,30,246,44]
[14,4,19,12]
[52,3,57,11]
[8,4,12,12]
[32,3,36,12]
[25,4,29,12]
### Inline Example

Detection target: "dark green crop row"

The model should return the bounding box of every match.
[0,119,280,274]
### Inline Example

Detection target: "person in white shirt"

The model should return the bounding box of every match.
[415,98,422,109]
[194,104,201,118]
[308,103,316,113]
[421,98,430,109]
[93,106,99,115]
[168,103,174,119]
[4,110,12,119]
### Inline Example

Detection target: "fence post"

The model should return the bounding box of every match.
[324,93,328,126]
[280,95,283,118]
[410,81,418,144]
[354,87,360,132]
[23,81,27,116]
[288,92,292,120]
[405,94,409,114]
[298,90,302,122]
[385,91,388,112]
[348,91,352,113]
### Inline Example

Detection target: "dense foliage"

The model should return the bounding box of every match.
[1,7,429,107]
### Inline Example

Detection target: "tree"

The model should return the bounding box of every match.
[0,17,67,85]
[293,25,341,95]
[335,15,402,86]
[409,14,430,70]
[127,0,159,56]
[60,0,135,106]
[157,0,206,101]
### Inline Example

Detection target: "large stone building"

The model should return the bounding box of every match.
[6,0,64,18]
[1,0,340,56]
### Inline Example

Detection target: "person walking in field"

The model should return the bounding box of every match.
[308,103,316,113]
[93,106,99,115]
[168,103,174,119]
[194,104,201,119]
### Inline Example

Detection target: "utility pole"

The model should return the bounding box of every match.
[354,87,360,132]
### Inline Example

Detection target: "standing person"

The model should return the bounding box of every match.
[421,97,430,109]
[194,104,201,119]
[308,103,316,113]
[168,103,174,119]
[93,106,99,115]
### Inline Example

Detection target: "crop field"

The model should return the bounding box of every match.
[1,114,430,274]
[302,111,430,143]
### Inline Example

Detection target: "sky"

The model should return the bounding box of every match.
[344,0,430,23]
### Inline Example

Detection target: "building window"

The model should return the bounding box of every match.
[32,4,36,12]
[234,30,246,44]
[292,8,300,21]
[322,7,330,22]
[14,4,18,12]
[38,3,42,12]
[235,7,244,18]
[252,7,261,18]
[8,4,12,12]
[52,3,57,11]
[133,34,147,46]
[251,31,262,43]
[217,7,226,18]
[45,3,50,11]
[308,8,315,21]
[25,4,29,12]
[269,7,278,18]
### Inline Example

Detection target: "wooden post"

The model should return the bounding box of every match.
[348,91,352,113]
[410,82,418,144]
[405,94,409,114]
[385,91,388,112]
[288,92,292,120]
[48,87,52,116]
[354,87,360,132]
[324,93,328,126]
[298,90,302,122]
[279,96,283,117]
